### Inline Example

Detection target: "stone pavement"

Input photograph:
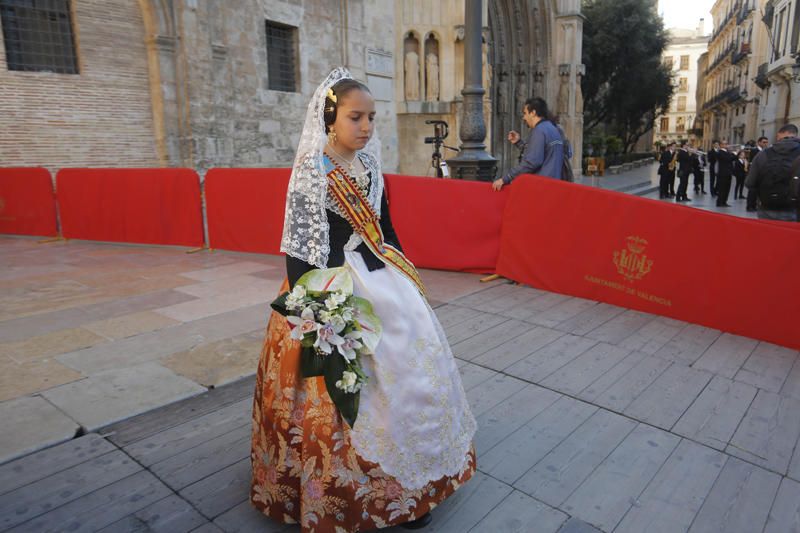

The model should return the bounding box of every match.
[2,237,800,532]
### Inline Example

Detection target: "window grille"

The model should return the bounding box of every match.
[266,20,297,92]
[1,0,79,74]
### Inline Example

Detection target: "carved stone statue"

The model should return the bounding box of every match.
[425,53,440,101]
[404,51,420,101]
[575,73,584,114]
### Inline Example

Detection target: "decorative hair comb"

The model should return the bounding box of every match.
[326,88,337,103]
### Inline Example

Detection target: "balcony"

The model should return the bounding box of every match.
[705,42,736,75]
[754,62,770,89]
[701,87,740,113]
[731,42,751,65]
[737,5,755,24]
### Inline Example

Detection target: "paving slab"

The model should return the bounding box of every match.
[583,309,654,345]
[0,395,80,465]
[56,304,267,375]
[0,289,196,344]
[623,363,713,430]
[468,489,568,533]
[470,325,564,370]
[692,333,758,379]
[727,390,800,475]
[615,439,727,533]
[540,342,631,396]
[97,494,210,533]
[554,302,626,336]
[764,476,800,533]
[84,310,181,341]
[514,409,637,507]
[672,376,758,451]
[688,456,781,533]
[481,396,598,484]
[653,323,722,365]
[578,352,670,412]
[0,434,113,493]
[0,354,84,402]
[41,362,206,431]
[504,334,597,383]
[161,329,262,388]
[734,341,798,393]
[562,424,680,532]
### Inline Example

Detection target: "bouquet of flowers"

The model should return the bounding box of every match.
[271,267,382,427]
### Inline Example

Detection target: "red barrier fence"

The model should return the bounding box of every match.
[496,176,800,351]
[385,174,508,272]
[56,168,204,247]
[0,168,58,237]
[204,168,291,254]
[202,170,506,272]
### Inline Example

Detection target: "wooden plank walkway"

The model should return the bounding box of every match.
[2,281,800,532]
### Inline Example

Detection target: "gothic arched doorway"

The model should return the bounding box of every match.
[487,0,552,174]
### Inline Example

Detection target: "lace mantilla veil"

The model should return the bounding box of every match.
[280,67,383,268]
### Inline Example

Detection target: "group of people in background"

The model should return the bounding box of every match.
[658,124,800,222]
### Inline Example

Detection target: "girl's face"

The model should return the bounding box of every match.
[331,89,376,153]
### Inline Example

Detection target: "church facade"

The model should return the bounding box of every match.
[0,0,583,177]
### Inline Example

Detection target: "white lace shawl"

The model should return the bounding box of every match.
[280,67,383,268]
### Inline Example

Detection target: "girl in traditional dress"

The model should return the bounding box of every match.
[250,68,477,532]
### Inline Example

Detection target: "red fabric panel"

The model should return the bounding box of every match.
[496,175,800,350]
[0,168,58,237]
[56,168,203,247]
[384,174,508,272]
[205,168,291,254]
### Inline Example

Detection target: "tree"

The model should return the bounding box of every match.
[581,0,674,153]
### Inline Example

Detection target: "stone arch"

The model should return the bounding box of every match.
[488,0,554,172]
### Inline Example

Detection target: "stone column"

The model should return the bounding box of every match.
[447,0,497,181]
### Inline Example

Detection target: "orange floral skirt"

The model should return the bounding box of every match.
[250,285,476,532]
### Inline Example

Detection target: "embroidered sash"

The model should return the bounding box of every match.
[323,157,426,296]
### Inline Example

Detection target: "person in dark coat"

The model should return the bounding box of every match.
[715,139,736,207]
[675,141,693,202]
[707,140,720,196]
[658,142,677,199]
[692,149,706,194]
[733,150,748,200]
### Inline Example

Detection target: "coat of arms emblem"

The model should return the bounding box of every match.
[613,236,653,282]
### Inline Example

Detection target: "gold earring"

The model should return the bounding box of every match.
[328,130,337,144]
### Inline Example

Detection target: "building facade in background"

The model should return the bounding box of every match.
[699,0,799,149]
[654,25,710,146]
[0,0,585,178]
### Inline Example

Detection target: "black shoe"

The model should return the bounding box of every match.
[684,197,692,202]
[401,512,433,530]
[718,203,731,207]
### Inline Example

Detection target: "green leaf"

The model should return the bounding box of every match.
[296,267,353,295]
[270,291,289,316]
[300,346,326,377]
[351,296,383,353]
[323,349,359,428]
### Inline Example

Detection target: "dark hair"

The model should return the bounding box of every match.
[712,139,720,144]
[757,136,769,142]
[323,79,371,133]
[778,124,798,136]
[523,97,553,122]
